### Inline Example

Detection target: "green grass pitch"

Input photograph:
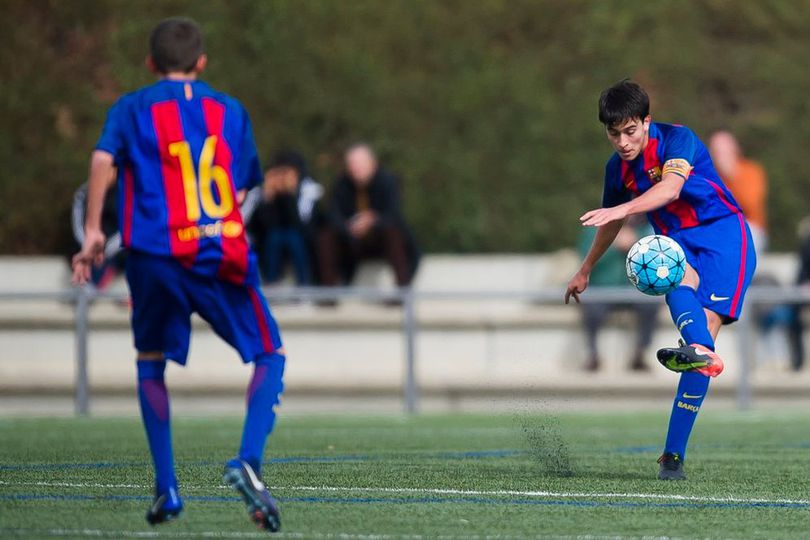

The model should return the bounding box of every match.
[2,409,810,539]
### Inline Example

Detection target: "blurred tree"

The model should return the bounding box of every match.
[1,0,808,254]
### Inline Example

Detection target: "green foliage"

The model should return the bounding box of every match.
[2,0,809,254]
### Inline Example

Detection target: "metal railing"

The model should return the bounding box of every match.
[1,285,808,415]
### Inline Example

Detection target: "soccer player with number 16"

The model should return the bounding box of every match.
[72,17,284,530]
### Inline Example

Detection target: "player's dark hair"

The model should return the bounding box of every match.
[149,17,204,74]
[598,79,650,127]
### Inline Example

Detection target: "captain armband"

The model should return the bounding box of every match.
[661,158,692,180]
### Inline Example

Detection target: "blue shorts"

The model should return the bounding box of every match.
[126,251,283,365]
[668,213,757,323]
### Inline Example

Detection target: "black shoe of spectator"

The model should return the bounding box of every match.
[629,354,650,371]
[584,356,600,372]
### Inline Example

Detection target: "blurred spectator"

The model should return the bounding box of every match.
[318,143,419,292]
[577,217,658,372]
[248,152,323,285]
[71,181,126,290]
[709,131,768,253]
[787,217,810,370]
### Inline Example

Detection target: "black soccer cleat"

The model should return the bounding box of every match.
[223,459,281,532]
[657,452,686,481]
[145,486,184,525]
[657,341,724,377]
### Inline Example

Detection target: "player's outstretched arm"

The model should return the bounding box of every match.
[580,173,686,227]
[565,219,623,304]
[71,150,116,285]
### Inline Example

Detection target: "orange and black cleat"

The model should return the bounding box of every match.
[657,342,724,377]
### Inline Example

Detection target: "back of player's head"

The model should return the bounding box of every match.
[149,17,204,74]
[598,79,650,127]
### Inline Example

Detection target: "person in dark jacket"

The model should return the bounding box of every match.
[248,152,323,285]
[318,143,419,289]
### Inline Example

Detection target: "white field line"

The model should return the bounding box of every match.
[0,530,673,540]
[2,480,809,506]
[266,485,810,505]
[0,480,146,489]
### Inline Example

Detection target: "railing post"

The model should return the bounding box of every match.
[74,286,91,416]
[736,296,755,410]
[402,287,418,414]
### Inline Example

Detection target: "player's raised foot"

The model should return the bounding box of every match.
[223,459,281,532]
[657,452,686,480]
[145,486,183,525]
[656,342,724,377]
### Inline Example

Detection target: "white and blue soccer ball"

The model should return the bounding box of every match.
[625,235,686,296]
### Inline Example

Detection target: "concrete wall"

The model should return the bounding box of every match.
[0,254,806,405]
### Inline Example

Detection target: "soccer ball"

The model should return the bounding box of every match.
[625,235,686,296]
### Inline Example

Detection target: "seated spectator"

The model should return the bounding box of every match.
[709,130,769,253]
[71,180,126,291]
[577,217,658,372]
[787,217,810,370]
[318,143,420,292]
[248,152,323,285]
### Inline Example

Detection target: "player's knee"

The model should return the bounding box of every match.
[255,350,285,367]
[680,264,700,289]
[138,351,165,361]
[136,356,166,381]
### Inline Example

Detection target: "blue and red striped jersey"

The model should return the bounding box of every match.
[95,79,262,285]
[602,122,743,235]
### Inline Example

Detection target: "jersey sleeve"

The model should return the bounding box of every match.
[233,107,262,190]
[94,98,127,164]
[601,157,631,208]
[661,127,698,180]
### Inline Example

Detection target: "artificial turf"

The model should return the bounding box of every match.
[2,409,810,539]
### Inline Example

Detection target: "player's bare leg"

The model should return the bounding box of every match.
[137,352,183,524]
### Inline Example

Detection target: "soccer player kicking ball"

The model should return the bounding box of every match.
[72,18,285,530]
[565,80,756,480]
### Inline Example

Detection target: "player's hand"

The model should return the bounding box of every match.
[71,228,106,285]
[580,205,628,227]
[565,270,589,304]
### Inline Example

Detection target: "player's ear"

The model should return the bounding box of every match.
[145,56,159,74]
[642,115,652,131]
[194,54,208,74]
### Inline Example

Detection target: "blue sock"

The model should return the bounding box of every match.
[663,286,715,459]
[666,286,715,351]
[137,360,177,495]
[238,353,285,475]
[664,371,710,459]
